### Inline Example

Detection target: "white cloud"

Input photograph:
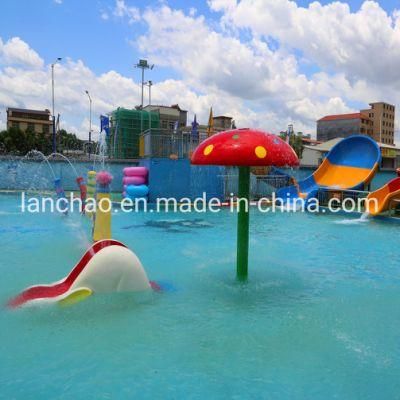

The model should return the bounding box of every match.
[136,3,400,141]
[136,6,355,132]
[113,0,140,24]
[0,37,44,69]
[208,0,400,87]
[100,11,109,20]
[139,7,294,101]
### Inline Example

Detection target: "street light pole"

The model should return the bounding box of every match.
[145,81,154,131]
[85,90,92,160]
[141,68,144,107]
[51,57,62,153]
[146,80,153,105]
[135,60,154,134]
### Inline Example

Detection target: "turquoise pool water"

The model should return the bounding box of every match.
[1,194,399,399]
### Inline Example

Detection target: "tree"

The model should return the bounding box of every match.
[0,127,27,155]
[0,126,83,156]
[279,131,304,159]
[58,129,83,152]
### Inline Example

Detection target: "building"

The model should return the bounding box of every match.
[317,102,396,145]
[143,104,187,131]
[301,138,343,166]
[184,115,233,136]
[301,137,400,170]
[298,132,321,146]
[361,102,395,145]
[302,137,321,146]
[7,107,52,135]
[379,142,400,169]
[139,113,235,159]
[212,116,233,131]
[108,108,160,159]
[317,113,373,142]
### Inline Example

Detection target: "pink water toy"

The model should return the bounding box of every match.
[123,176,146,186]
[123,167,148,177]
[122,166,149,199]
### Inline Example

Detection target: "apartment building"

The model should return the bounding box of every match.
[317,113,373,142]
[7,107,52,135]
[361,102,395,145]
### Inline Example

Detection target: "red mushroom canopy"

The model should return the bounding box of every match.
[191,128,299,167]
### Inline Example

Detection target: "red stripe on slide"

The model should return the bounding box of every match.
[7,240,126,308]
[388,177,400,192]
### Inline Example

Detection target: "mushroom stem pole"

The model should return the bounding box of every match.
[237,166,250,281]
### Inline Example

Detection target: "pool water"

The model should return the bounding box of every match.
[1,194,400,399]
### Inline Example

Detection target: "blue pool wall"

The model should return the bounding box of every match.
[0,159,137,193]
[0,158,396,199]
[139,158,225,202]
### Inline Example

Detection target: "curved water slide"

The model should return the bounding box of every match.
[7,240,151,308]
[365,177,400,216]
[277,135,381,201]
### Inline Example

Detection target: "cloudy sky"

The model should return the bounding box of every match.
[1,0,400,141]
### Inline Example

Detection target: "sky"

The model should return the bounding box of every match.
[1,0,400,141]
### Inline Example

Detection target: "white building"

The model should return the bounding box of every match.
[301,137,400,170]
[301,138,343,167]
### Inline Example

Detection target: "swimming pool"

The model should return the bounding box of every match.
[1,194,399,399]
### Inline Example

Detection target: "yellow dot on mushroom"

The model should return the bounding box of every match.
[255,146,267,159]
[204,144,214,156]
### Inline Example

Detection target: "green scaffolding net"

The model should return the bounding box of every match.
[108,108,160,159]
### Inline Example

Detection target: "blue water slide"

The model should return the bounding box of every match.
[277,135,381,201]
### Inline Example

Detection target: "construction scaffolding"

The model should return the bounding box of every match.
[108,108,160,159]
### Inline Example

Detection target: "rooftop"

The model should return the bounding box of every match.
[213,115,232,120]
[318,112,370,122]
[369,101,395,106]
[305,137,400,153]
[7,107,51,115]
[304,137,343,152]
[376,142,400,150]
[143,104,188,112]
[302,137,321,145]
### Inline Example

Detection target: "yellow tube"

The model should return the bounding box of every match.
[93,193,112,241]
[92,171,113,242]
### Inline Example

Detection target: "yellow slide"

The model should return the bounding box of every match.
[366,177,400,216]
[314,159,377,189]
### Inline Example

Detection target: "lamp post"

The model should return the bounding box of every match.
[135,59,154,108]
[51,57,62,153]
[85,90,92,160]
[135,59,154,134]
[145,80,153,105]
[286,123,294,143]
[145,80,153,132]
